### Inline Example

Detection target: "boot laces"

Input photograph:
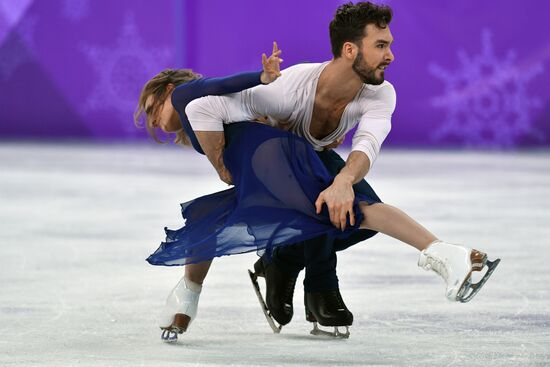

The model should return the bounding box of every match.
[283,276,297,303]
[425,254,449,281]
[327,290,345,310]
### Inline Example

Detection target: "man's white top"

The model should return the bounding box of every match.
[185,62,396,168]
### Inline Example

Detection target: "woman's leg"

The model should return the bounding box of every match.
[184,260,212,285]
[359,202,438,251]
[359,202,500,302]
[160,260,213,342]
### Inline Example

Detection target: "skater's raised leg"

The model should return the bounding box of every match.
[418,241,500,302]
[359,202,500,302]
[359,202,437,251]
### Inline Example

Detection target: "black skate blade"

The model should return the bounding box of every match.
[160,329,178,343]
[459,258,501,303]
[248,269,282,334]
[309,322,350,339]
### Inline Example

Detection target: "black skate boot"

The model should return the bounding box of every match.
[305,289,353,338]
[248,257,298,333]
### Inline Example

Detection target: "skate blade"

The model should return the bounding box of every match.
[309,322,350,339]
[160,329,179,343]
[248,269,282,334]
[160,313,191,343]
[458,258,501,303]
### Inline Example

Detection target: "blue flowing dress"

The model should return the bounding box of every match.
[146,71,381,266]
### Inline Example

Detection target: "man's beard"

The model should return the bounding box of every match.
[352,51,385,85]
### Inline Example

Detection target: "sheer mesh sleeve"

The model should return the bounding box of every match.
[170,71,263,154]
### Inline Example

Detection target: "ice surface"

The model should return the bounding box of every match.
[0,142,549,366]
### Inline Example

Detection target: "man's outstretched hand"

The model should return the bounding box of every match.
[315,174,356,231]
[260,41,283,84]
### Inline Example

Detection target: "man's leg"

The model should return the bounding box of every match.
[300,234,355,330]
[301,149,382,284]
[277,150,374,327]
[256,235,353,329]
[299,150,384,328]
[252,149,380,329]
[302,235,338,292]
[251,233,345,327]
[271,236,340,292]
[252,243,304,326]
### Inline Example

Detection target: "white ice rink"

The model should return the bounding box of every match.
[0,143,549,366]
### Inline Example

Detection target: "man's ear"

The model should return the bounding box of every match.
[342,42,359,61]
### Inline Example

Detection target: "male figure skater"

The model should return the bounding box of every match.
[188,3,394,336]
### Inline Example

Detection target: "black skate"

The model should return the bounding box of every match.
[305,290,353,339]
[248,257,297,333]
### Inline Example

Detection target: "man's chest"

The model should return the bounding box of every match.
[309,101,347,140]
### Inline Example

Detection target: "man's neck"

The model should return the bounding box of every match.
[317,58,364,105]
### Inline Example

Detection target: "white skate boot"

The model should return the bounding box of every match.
[418,240,500,303]
[158,276,202,342]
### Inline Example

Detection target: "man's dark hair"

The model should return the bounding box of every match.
[329,2,393,58]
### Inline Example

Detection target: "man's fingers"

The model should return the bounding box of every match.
[330,206,340,229]
[327,202,341,230]
[340,214,347,231]
[348,205,355,226]
[273,41,278,54]
[331,214,339,229]
[315,195,324,214]
[339,206,348,231]
[349,208,355,226]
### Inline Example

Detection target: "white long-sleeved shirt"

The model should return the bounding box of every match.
[185,62,396,168]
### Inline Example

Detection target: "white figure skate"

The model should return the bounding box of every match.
[158,276,202,342]
[418,241,500,303]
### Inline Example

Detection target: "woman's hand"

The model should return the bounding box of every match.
[260,42,283,84]
[217,166,233,185]
[195,131,234,185]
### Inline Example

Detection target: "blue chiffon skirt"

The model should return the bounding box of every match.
[146,122,379,266]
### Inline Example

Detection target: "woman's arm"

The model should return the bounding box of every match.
[172,42,282,115]
[176,42,283,184]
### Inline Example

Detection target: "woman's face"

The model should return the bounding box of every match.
[144,86,181,133]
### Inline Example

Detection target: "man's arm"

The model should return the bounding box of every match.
[336,150,371,185]
[315,150,370,230]
[315,84,396,230]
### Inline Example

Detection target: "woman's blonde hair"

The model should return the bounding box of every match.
[134,68,202,146]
